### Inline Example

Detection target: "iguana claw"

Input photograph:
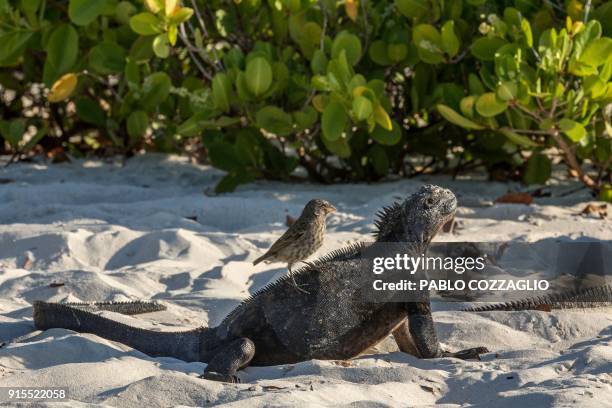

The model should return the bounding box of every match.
[200,371,241,383]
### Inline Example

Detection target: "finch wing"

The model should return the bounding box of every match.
[253,219,309,265]
[264,226,305,257]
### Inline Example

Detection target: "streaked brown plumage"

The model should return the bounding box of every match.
[253,199,336,291]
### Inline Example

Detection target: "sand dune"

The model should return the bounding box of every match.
[0,155,610,407]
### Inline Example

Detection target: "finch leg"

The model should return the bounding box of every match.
[288,264,309,294]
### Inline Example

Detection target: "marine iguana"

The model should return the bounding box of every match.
[31,185,489,383]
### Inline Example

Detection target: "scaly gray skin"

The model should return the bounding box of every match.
[62,300,167,315]
[463,284,612,312]
[31,185,488,383]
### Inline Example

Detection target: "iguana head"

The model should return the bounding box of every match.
[374,184,456,245]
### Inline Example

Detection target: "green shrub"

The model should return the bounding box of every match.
[0,0,611,196]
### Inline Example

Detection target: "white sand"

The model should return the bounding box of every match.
[0,155,610,407]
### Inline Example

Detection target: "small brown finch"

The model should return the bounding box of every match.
[253,199,336,291]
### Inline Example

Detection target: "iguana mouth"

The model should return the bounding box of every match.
[440,189,457,216]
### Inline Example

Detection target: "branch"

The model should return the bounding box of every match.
[584,0,592,21]
[550,130,597,189]
[360,0,370,52]
[447,48,469,64]
[179,25,213,81]
[500,127,551,135]
[319,0,328,51]
[302,0,328,109]
[510,103,541,122]
[185,21,220,68]
[189,0,224,70]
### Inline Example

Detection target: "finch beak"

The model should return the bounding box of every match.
[327,205,337,214]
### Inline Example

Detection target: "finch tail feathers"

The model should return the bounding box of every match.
[253,254,268,265]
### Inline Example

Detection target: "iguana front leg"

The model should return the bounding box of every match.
[200,338,255,383]
[406,302,443,358]
[406,302,488,360]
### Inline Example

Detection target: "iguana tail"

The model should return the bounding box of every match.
[463,284,612,312]
[61,300,166,315]
[33,301,205,362]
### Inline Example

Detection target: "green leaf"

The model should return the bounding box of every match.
[373,103,392,130]
[352,96,373,121]
[207,141,244,172]
[520,19,533,48]
[75,97,106,126]
[293,106,318,131]
[328,51,354,87]
[437,104,485,130]
[129,12,162,36]
[499,129,538,147]
[124,59,140,86]
[212,73,231,113]
[368,145,389,176]
[412,24,444,64]
[459,96,475,118]
[371,120,402,145]
[168,7,194,24]
[130,36,155,61]
[116,1,137,24]
[177,113,207,136]
[21,0,41,16]
[256,106,293,136]
[322,100,347,141]
[496,81,517,101]
[89,42,126,74]
[595,2,612,37]
[311,49,328,74]
[245,57,273,96]
[0,31,34,67]
[523,153,551,185]
[579,38,612,67]
[0,119,25,147]
[387,44,407,63]
[322,136,351,158]
[471,37,508,61]
[441,21,460,57]
[140,72,171,111]
[68,0,108,26]
[574,20,602,56]
[235,72,254,102]
[215,172,255,193]
[46,24,79,76]
[331,32,362,66]
[152,34,170,58]
[475,93,508,117]
[127,110,148,143]
[599,184,612,203]
[468,73,485,94]
[395,0,428,19]
[559,118,586,142]
[368,41,391,66]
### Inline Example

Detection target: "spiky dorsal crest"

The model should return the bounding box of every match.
[221,242,367,324]
[373,201,403,240]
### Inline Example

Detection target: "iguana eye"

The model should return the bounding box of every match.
[424,197,436,208]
